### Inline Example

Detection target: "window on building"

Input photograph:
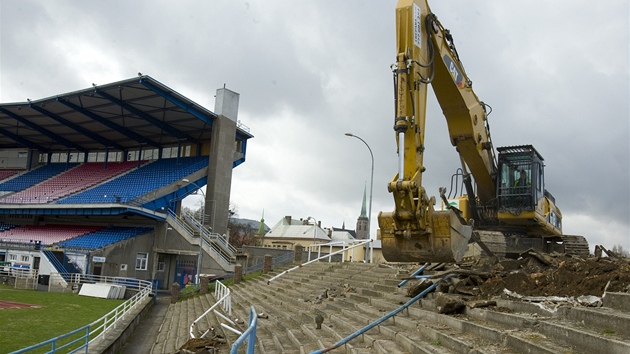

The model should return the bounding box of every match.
[21,255,29,262]
[9,254,17,261]
[157,262,165,272]
[135,253,148,270]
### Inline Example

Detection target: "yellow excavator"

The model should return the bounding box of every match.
[378,0,589,263]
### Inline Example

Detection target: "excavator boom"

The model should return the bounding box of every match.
[379,0,484,263]
[378,0,588,263]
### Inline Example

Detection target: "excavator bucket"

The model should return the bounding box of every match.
[379,209,471,263]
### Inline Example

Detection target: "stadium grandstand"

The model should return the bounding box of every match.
[0,76,252,290]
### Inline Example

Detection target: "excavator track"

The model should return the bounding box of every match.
[463,231,591,261]
[560,235,590,257]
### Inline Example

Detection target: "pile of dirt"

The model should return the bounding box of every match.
[475,254,630,298]
[405,251,630,301]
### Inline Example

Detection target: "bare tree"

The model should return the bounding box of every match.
[227,219,257,249]
[611,244,629,257]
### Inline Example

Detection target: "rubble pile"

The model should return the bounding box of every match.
[405,249,630,306]
[176,332,226,354]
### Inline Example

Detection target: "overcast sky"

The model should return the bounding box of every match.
[1,1,628,251]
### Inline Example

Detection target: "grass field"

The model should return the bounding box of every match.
[0,284,124,353]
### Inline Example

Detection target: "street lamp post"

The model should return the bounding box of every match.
[345,133,374,262]
[182,178,205,284]
[306,216,318,242]
[306,216,318,261]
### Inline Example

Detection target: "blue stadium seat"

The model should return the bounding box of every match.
[58,226,153,249]
[57,156,208,204]
[0,163,79,192]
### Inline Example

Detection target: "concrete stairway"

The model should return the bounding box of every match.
[153,293,227,353]
[231,262,630,353]
[155,262,630,353]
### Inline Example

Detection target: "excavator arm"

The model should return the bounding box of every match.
[379,0,589,262]
[378,0,496,263]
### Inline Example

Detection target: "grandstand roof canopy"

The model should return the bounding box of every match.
[0,75,252,153]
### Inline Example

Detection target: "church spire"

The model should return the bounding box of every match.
[355,183,369,240]
[257,209,266,236]
[360,182,368,218]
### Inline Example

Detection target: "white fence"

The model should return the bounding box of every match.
[268,239,373,284]
[0,266,38,289]
[190,280,233,339]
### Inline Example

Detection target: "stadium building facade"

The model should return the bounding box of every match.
[0,76,252,289]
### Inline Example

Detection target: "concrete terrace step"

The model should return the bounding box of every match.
[153,293,232,353]
[280,266,404,297]
[155,262,630,354]
[238,264,463,353]
[234,284,385,353]
[266,263,591,354]
[492,299,630,353]
[416,295,630,354]
[234,281,324,353]
[320,288,511,354]
[229,297,288,354]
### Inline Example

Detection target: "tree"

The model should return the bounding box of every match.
[611,244,629,258]
[227,219,258,249]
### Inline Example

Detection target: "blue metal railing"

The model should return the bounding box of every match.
[397,262,429,288]
[10,275,153,353]
[311,273,456,353]
[168,210,233,266]
[43,250,68,274]
[11,325,91,354]
[230,306,257,354]
[182,210,237,257]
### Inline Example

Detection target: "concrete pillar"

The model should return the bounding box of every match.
[236,253,248,270]
[294,245,303,263]
[234,264,243,284]
[263,254,273,274]
[200,276,210,294]
[206,88,239,236]
[170,282,181,304]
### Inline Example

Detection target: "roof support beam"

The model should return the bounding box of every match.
[0,126,48,152]
[58,98,161,149]
[139,78,216,126]
[0,107,85,152]
[96,89,197,143]
[29,105,126,151]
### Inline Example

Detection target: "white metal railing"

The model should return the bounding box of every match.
[190,280,232,339]
[88,279,152,342]
[0,267,38,289]
[306,240,371,262]
[267,239,373,284]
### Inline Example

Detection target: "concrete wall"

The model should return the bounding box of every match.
[0,149,30,168]
[150,222,229,289]
[92,231,156,280]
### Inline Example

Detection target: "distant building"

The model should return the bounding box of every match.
[261,216,330,249]
[256,188,381,262]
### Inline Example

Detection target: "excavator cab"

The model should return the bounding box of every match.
[497,145,545,214]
